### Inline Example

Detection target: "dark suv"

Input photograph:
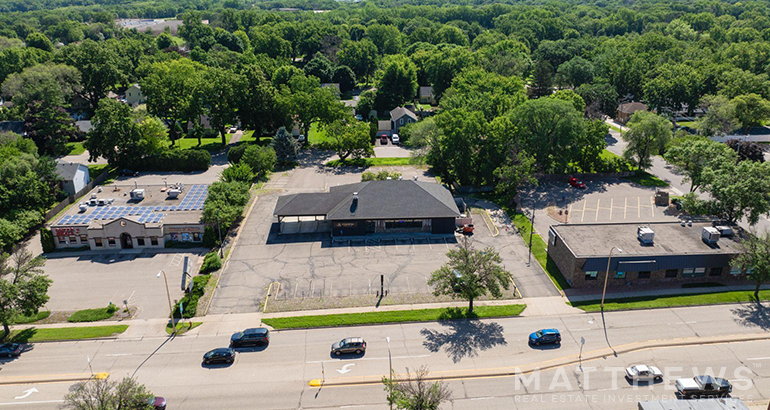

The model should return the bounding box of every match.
[331,337,366,356]
[529,329,561,346]
[230,328,270,348]
[202,348,235,365]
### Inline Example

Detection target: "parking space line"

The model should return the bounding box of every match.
[581,200,587,222]
[637,197,641,218]
[595,199,600,221]
[624,197,627,219]
[567,203,572,222]
[650,196,655,217]
[609,198,613,220]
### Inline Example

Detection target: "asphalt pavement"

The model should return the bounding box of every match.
[1,302,769,409]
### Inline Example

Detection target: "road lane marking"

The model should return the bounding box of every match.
[581,200,586,222]
[638,197,641,218]
[307,354,431,364]
[469,397,495,400]
[567,203,572,222]
[337,364,356,374]
[105,354,132,357]
[747,357,770,361]
[624,197,627,219]
[609,198,613,220]
[595,199,600,221]
[14,388,38,399]
[0,400,64,406]
[650,196,655,217]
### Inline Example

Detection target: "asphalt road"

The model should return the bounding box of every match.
[1,302,769,409]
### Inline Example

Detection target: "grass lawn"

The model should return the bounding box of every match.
[325,157,420,167]
[263,305,526,329]
[65,142,85,156]
[67,306,117,323]
[510,213,571,291]
[623,171,669,187]
[87,164,112,180]
[166,321,202,335]
[570,290,770,312]
[13,311,50,325]
[308,122,332,146]
[676,121,698,128]
[239,130,257,143]
[176,134,231,151]
[608,124,623,132]
[2,325,128,343]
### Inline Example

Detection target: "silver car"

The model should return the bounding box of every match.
[625,364,663,382]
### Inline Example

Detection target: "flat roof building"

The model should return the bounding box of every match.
[274,180,460,236]
[49,183,209,250]
[547,222,746,288]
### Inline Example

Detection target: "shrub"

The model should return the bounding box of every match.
[220,162,254,183]
[227,144,249,164]
[133,149,210,172]
[40,227,56,253]
[272,127,298,166]
[202,226,217,248]
[200,251,222,274]
[242,145,277,180]
[173,275,210,318]
[202,181,251,231]
[361,171,376,181]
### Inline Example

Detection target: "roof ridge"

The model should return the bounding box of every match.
[411,180,459,216]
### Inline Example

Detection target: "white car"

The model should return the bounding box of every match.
[229,127,238,133]
[391,134,400,145]
[625,364,663,382]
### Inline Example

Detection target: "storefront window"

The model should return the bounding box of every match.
[683,268,706,277]
[68,235,77,243]
[585,271,598,281]
[108,238,116,247]
[80,235,88,243]
[94,238,102,247]
[151,237,158,246]
[710,267,723,276]
[665,269,678,278]
[58,236,66,244]
[638,271,651,279]
[137,238,145,246]
[615,271,626,279]
[193,232,201,241]
[384,220,422,229]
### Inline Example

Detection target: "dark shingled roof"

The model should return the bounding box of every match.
[0,121,24,134]
[55,160,85,181]
[274,180,460,220]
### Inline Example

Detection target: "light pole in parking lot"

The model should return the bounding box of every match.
[601,246,622,312]
[157,270,177,334]
[386,336,393,410]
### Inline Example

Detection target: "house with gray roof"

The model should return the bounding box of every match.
[390,106,418,134]
[274,180,460,236]
[55,160,91,196]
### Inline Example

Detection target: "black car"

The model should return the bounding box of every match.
[121,169,139,177]
[331,337,367,356]
[202,347,235,365]
[230,328,270,347]
[0,343,21,357]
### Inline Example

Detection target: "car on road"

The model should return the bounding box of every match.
[331,337,366,356]
[568,176,587,189]
[529,329,561,346]
[0,343,21,357]
[121,169,139,177]
[202,347,235,365]
[391,134,400,145]
[625,364,663,382]
[676,375,732,398]
[380,135,388,145]
[150,397,166,410]
[230,327,270,347]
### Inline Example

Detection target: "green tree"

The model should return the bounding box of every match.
[700,160,770,225]
[63,376,154,410]
[733,231,770,301]
[241,145,277,180]
[428,237,512,313]
[494,149,537,206]
[25,32,52,52]
[732,93,770,135]
[220,162,254,183]
[375,55,418,110]
[1,63,81,108]
[529,59,553,98]
[272,127,299,166]
[0,247,51,336]
[279,74,344,136]
[139,59,203,144]
[664,138,737,192]
[643,63,703,115]
[576,81,619,119]
[697,95,739,137]
[57,40,127,112]
[202,181,251,231]
[435,26,468,46]
[202,67,242,145]
[440,68,526,121]
[238,65,282,135]
[336,40,378,84]
[426,46,477,100]
[383,366,451,410]
[156,32,173,49]
[332,66,356,94]
[323,120,373,161]
[366,24,402,55]
[303,53,334,83]
[24,101,77,156]
[550,89,585,113]
[557,56,594,88]
[622,111,672,170]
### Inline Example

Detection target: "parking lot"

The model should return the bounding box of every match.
[43,249,205,319]
[209,167,553,314]
[567,194,659,222]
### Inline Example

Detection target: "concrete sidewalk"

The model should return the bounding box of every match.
[565,283,770,302]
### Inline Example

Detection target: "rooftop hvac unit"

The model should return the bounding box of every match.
[129,189,145,200]
[715,226,733,236]
[78,203,88,212]
[702,227,720,245]
[167,189,181,199]
[637,226,655,244]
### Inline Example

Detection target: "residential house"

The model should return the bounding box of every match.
[377,120,392,136]
[126,84,146,107]
[390,106,418,134]
[55,160,91,196]
[617,102,648,124]
[418,86,436,105]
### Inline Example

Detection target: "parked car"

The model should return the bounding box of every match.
[298,134,306,143]
[625,364,663,382]
[380,135,388,145]
[121,169,139,177]
[331,337,367,356]
[568,176,587,189]
[229,127,237,133]
[149,397,167,410]
[230,328,270,347]
[202,347,235,365]
[528,329,561,345]
[0,343,21,357]
[391,134,400,145]
[355,114,364,121]
[676,375,732,398]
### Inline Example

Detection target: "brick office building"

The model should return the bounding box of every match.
[547,222,746,288]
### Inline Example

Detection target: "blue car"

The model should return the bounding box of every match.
[529,329,561,346]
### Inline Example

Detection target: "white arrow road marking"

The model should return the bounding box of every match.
[14,388,38,400]
[336,363,356,374]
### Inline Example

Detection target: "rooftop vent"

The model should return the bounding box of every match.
[702,227,720,245]
[637,226,655,244]
[715,225,733,237]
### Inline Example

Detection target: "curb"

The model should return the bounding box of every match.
[0,372,109,386]
[308,332,770,387]
[570,297,770,313]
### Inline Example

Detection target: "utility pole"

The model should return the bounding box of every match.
[527,210,535,265]
[157,270,177,334]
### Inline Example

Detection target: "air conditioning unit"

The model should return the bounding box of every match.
[130,188,145,200]
[715,226,733,237]
[167,189,181,199]
[702,227,720,244]
[637,226,655,244]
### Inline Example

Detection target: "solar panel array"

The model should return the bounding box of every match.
[56,184,209,226]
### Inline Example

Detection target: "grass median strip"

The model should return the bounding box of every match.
[262,304,526,330]
[2,325,129,343]
[166,321,202,335]
[67,305,117,322]
[570,290,770,312]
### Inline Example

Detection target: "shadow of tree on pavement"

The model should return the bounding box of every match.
[731,301,770,331]
[420,319,506,363]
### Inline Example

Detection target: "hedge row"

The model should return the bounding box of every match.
[131,149,211,172]
[173,275,210,319]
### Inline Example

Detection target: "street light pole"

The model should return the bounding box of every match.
[386,336,393,410]
[157,270,177,334]
[527,210,535,265]
[600,247,622,312]
[215,210,223,258]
